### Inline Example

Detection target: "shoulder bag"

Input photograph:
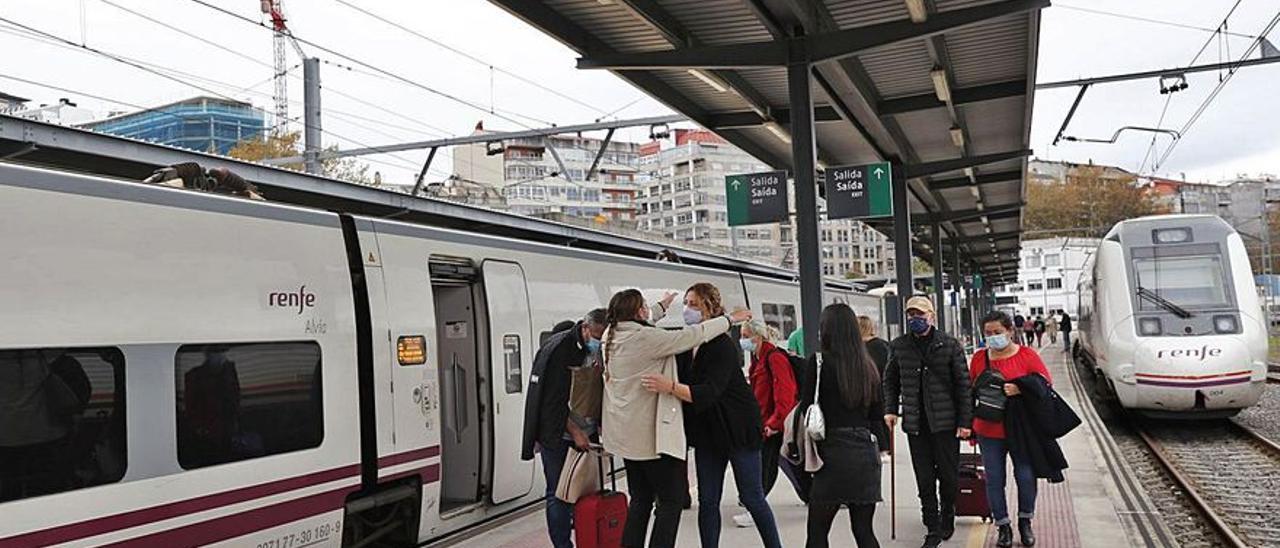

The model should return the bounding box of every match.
[556,446,602,503]
[804,353,826,441]
[973,350,1008,423]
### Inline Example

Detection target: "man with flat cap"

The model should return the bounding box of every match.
[883,295,973,548]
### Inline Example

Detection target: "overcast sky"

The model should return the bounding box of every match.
[1,1,1276,184]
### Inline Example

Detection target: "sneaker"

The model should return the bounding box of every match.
[732,513,755,528]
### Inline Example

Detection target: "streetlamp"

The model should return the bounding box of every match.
[1038,248,1048,317]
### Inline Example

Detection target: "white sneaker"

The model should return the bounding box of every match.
[732,513,755,528]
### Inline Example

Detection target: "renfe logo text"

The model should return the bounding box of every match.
[269,285,316,315]
[1157,346,1223,360]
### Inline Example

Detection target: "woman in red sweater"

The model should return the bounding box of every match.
[970,310,1050,548]
[742,320,797,497]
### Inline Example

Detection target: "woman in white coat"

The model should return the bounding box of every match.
[601,288,751,548]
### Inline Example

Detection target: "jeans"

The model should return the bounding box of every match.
[622,456,686,548]
[906,430,960,536]
[695,447,783,548]
[806,503,878,548]
[539,440,573,548]
[977,436,1037,525]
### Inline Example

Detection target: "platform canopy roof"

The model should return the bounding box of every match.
[491,0,1046,284]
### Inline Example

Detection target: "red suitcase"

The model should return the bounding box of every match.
[575,454,627,548]
[956,450,991,521]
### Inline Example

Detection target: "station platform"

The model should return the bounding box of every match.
[445,346,1140,548]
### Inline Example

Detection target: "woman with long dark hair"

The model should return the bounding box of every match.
[801,303,884,548]
[600,288,751,548]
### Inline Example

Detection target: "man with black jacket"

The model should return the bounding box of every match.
[520,309,607,548]
[884,295,973,548]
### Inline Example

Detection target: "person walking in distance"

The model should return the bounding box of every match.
[883,295,973,548]
[1045,314,1059,346]
[803,304,885,548]
[641,284,781,548]
[520,309,608,548]
[1059,311,1073,353]
[733,318,799,528]
[600,289,752,548]
[1011,313,1026,345]
[970,311,1051,547]
[1033,317,1046,348]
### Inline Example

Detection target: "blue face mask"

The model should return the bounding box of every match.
[907,316,931,335]
[739,338,756,353]
[586,338,602,353]
[986,333,1010,350]
[682,307,703,325]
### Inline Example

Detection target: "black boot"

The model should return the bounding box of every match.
[996,524,1014,547]
[1019,518,1036,547]
[939,508,955,540]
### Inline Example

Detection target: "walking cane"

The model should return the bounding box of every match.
[890,428,897,540]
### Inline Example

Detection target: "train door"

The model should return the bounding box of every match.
[481,260,536,504]
[430,258,485,512]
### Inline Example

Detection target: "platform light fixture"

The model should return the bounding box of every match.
[687,69,728,93]
[905,0,928,23]
[950,127,966,148]
[930,68,952,103]
[764,121,792,144]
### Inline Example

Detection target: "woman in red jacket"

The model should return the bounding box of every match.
[735,318,797,527]
[970,310,1050,548]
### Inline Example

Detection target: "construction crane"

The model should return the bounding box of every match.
[260,0,307,134]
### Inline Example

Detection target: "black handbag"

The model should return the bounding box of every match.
[972,351,1007,422]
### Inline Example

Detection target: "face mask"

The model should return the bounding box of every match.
[987,333,1010,350]
[907,316,931,335]
[586,338,602,353]
[682,307,703,325]
[740,338,756,353]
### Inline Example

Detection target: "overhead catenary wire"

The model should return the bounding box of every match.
[1138,0,1243,174]
[1055,3,1257,40]
[1155,10,1280,171]
[0,15,240,103]
[0,15,455,151]
[328,0,611,117]
[84,0,464,138]
[188,0,540,130]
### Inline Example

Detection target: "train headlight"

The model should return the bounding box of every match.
[1139,317,1162,336]
[1213,315,1239,334]
[1152,227,1191,244]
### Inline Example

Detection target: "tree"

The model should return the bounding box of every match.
[1024,164,1167,238]
[229,131,374,186]
[912,257,932,275]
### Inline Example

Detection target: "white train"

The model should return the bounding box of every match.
[0,162,882,547]
[1075,214,1268,417]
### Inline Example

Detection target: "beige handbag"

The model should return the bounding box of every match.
[555,447,602,503]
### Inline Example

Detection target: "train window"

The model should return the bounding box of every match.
[175,342,322,470]
[1134,255,1228,309]
[0,347,126,503]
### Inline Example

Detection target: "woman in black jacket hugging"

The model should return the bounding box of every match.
[802,303,885,548]
[641,282,781,548]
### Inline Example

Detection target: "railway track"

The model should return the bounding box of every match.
[1135,419,1280,548]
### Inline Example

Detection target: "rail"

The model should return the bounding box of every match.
[1134,420,1280,548]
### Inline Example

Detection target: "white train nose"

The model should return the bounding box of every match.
[1128,338,1264,413]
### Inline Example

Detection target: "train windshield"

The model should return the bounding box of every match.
[1133,254,1230,310]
